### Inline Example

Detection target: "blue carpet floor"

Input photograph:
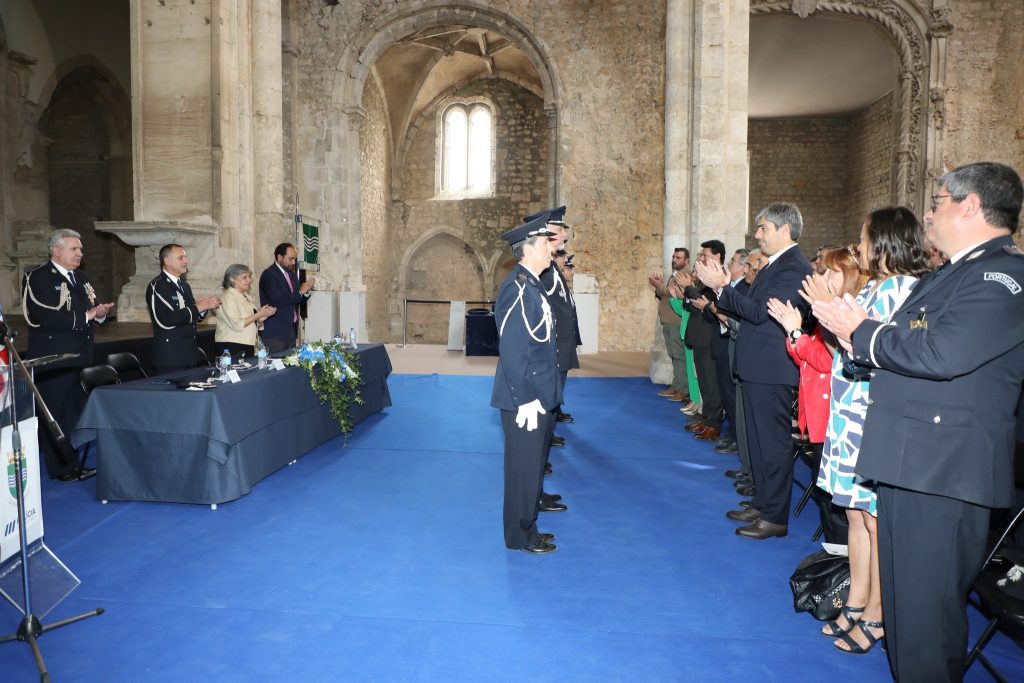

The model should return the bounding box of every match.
[2,374,1022,681]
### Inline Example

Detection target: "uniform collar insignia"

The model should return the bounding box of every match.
[966,249,986,261]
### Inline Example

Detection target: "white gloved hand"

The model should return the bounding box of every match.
[515,399,546,432]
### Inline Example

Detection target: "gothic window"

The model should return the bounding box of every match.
[440,102,493,198]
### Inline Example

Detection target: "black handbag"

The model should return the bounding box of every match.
[789,550,851,621]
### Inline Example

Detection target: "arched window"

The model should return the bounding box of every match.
[440,102,493,197]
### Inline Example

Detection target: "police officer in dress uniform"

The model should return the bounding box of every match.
[491,216,562,554]
[146,244,221,375]
[814,162,1024,682]
[23,228,114,480]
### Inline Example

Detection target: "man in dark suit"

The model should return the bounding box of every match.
[815,162,1024,681]
[697,203,812,539]
[709,248,750,455]
[684,240,726,443]
[23,228,113,480]
[147,243,221,374]
[491,216,561,554]
[259,243,315,353]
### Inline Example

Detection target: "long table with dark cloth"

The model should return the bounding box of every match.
[70,343,391,505]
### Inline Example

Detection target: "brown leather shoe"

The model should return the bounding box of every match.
[736,518,788,539]
[726,507,761,523]
[694,425,721,441]
[668,391,687,402]
[684,421,707,433]
[658,386,675,397]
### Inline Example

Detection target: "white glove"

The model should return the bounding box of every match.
[515,399,546,432]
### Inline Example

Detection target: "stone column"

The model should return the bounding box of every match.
[99,0,255,320]
[653,0,749,382]
[652,0,694,384]
[251,0,284,265]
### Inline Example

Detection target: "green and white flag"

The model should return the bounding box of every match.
[295,215,322,271]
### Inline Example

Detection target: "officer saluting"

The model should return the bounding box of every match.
[147,243,221,374]
[491,215,562,554]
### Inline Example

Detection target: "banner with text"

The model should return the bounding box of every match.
[1,418,44,565]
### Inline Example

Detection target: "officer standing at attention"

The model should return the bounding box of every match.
[147,243,221,374]
[491,215,562,554]
[814,161,1024,682]
[23,228,113,481]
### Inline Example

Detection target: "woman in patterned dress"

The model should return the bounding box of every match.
[803,207,931,654]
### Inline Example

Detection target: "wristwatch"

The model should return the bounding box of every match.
[789,329,803,344]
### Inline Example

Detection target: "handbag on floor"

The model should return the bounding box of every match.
[789,550,851,621]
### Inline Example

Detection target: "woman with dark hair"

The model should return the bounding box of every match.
[802,206,930,654]
[214,263,276,357]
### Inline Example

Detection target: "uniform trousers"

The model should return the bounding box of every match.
[502,409,555,549]
[876,484,990,683]
[34,366,85,478]
[537,370,568,506]
[662,323,687,393]
[742,381,796,524]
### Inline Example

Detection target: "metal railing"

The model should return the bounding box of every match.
[399,298,495,347]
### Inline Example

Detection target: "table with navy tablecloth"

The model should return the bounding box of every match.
[70,343,391,505]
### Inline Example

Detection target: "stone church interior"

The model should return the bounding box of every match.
[0,0,1020,353]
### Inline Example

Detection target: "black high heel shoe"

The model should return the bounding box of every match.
[821,605,864,637]
[835,619,885,654]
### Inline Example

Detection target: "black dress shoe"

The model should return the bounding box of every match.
[735,484,756,497]
[544,462,553,475]
[556,411,574,423]
[519,541,557,554]
[542,491,562,502]
[738,500,754,509]
[77,467,97,481]
[714,441,738,454]
[538,532,556,543]
[550,435,565,447]
[539,500,568,512]
[726,507,762,523]
[736,518,788,539]
[53,471,80,482]
[724,469,747,479]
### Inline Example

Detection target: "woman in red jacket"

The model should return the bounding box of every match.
[768,246,863,499]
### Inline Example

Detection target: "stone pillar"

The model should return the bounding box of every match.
[654,0,749,382]
[100,0,259,320]
[251,0,284,264]
[653,0,694,384]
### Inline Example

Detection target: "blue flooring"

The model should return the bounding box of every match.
[2,374,1022,681]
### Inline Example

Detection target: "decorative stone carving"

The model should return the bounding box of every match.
[928,8,953,38]
[791,0,818,19]
[751,0,932,206]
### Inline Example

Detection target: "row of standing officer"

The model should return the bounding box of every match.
[491,205,581,554]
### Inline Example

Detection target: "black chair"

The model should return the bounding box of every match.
[196,346,212,367]
[77,364,121,474]
[966,505,1024,681]
[105,351,148,380]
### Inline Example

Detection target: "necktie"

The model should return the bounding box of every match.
[285,272,297,323]
[67,271,76,287]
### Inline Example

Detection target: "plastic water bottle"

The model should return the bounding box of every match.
[219,349,231,379]
[333,331,343,347]
[348,327,357,349]
[256,339,268,370]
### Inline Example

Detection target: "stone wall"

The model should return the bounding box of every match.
[943,0,1024,177]
[292,0,666,351]
[846,90,895,230]
[397,78,546,344]
[748,117,852,251]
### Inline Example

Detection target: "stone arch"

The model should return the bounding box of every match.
[39,58,134,305]
[397,227,488,343]
[749,0,949,212]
